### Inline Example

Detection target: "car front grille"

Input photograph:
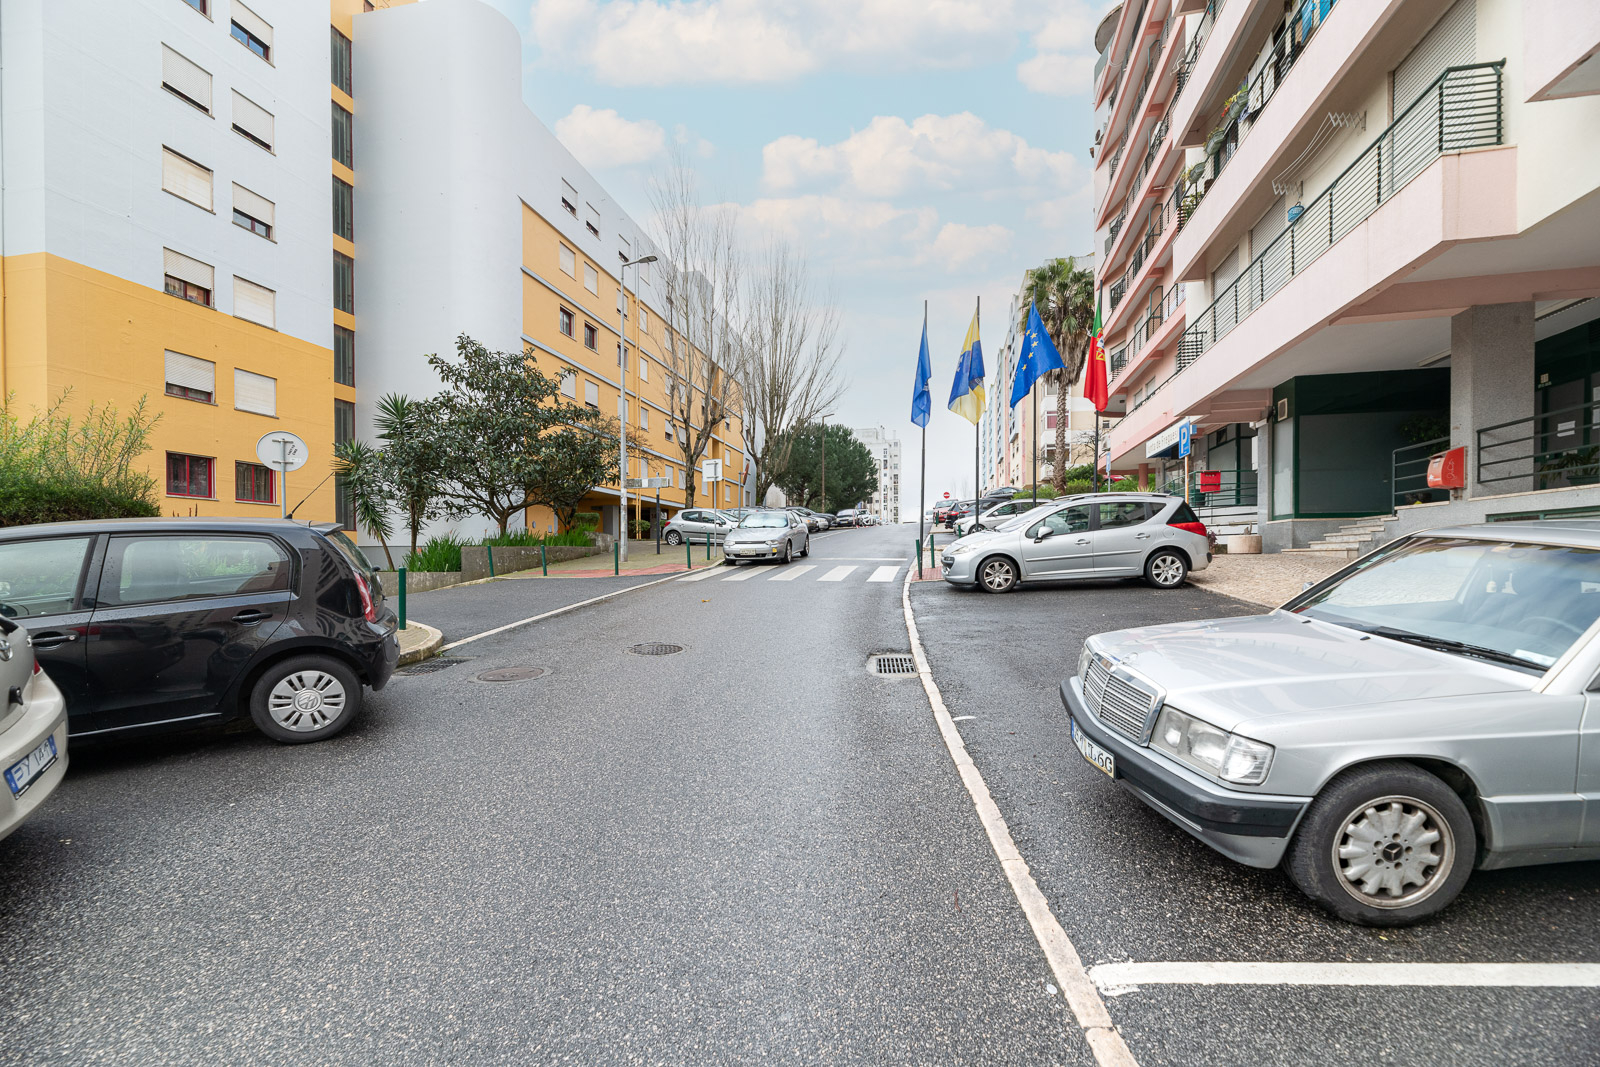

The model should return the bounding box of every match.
[1082,656,1159,742]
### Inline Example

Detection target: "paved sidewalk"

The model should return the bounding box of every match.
[395,621,442,665]
[1189,550,1351,607]
[503,542,725,578]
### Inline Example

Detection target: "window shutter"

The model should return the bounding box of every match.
[234,369,277,415]
[559,243,575,276]
[231,1,273,48]
[232,91,274,149]
[233,277,276,328]
[1393,0,1475,114]
[162,149,213,209]
[641,407,649,429]
[639,358,649,382]
[584,263,598,294]
[165,351,215,392]
[233,183,274,225]
[1211,245,1241,292]
[584,381,599,407]
[162,46,212,111]
[585,203,600,231]
[1250,196,1286,258]
[560,371,577,399]
[562,179,579,207]
[163,248,213,289]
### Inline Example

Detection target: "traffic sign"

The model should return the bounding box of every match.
[943,491,950,498]
[256,431,308,472]
[627,476,672,489]
[1177,421,1192,459]
[701,458,723,482]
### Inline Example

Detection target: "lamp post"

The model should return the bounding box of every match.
[618,253,658,563]
[818,412,834,513]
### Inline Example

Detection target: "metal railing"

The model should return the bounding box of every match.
[1190,469,1258,508]
[1105,209,1127,256]
[1177,62,1504,374]
[1391,436,1450,508]
[1177,0,1225,94]
[1094,48,1110,88]
[1479,401,1600,492]
[1110,346,1129,378]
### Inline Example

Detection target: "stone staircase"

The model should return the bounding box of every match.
[1285,515,1401,559]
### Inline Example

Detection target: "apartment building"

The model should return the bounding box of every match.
[1091,0,1600,549]
[852,426,902,523]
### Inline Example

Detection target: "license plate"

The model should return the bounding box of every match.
[1070,717,1115,778]
[5,734,58,798]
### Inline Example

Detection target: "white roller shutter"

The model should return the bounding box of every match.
[233,277,275,328]
[1393,0,1476,114]
[561,179,579,212]
[231,91,274,149]
[560,371,577,398]
[165,351,215,393]
[161,149,213,210]
[163,248,213,289]
[1211,245,1241,292]
[584,381,599,407]
[639,357,649,382]
[161,45,212,112]
[230,2,273,48]
[585,263,598,294]
[585,203,600,232]
[559,243,575,276]
[234,369,277,416]
[232,183,274,225]
[1250,197,1287,257]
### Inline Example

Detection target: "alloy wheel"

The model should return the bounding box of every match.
[267,670,348,733]
[1333,796,1454,909]
[980,559,1015,592]
[1150,554,1185,586]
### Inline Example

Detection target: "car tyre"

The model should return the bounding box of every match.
[665,530,683,546]
[800,536,810,558]
[249,654,362,744]
[1285,761,1475,927]
[1144,550,1188,588]
[978,556,1017,594]
[782,541,793,565]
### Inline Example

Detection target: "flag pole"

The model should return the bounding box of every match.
[974,295,981,502]
[919,300,927,560]
[1094,413,1101,493]
[1031,382,1038,507]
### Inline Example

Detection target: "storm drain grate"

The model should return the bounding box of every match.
[629,642,684,656]
[475,666,549,683]
[397,657,469,676]
[869,653,918,676]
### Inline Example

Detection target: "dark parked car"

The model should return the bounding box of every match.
[942,500,978,528]
[0,518,398,745]
[834,509,859,527]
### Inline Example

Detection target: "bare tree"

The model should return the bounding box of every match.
[649,156,744,510]
[736,241,846,501]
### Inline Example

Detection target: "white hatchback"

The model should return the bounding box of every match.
[0,618,69,842]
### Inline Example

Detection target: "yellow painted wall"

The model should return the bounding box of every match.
[1,253,339,521]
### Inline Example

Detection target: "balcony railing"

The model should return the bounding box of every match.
[1177,0,1225,95]
[1110,346,1129,378]
[1094,48,1110,88]
[1177,62,1504,374]
[1105,209,1127,257]
[1392,435,1450,509]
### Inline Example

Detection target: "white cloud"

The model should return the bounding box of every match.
[1017,51,1097,96]
[552,104,667,169]
[921,222,1012,271]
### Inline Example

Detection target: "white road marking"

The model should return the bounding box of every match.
[901,570,1138,1067]
[951,715,976,721]
[811,557,910,562]
[769,565,815,581]
[441,572,685,652]
[819,566,857,582]
[677,568,722,582]
[867,566,900,583]
[1088,961,1600,993]
[720,568,758,581]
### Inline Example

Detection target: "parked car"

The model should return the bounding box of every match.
[787,508,826,533]
[834,509,859,528]
[724,510,810,564]
[1063,521,1600,925]
[932,501,958,525]
[941,500,977,529]
[0,518,398,745]
[0,618,69,841]
[958,497,1048,537]
[941,494,1210,593]
[978,487,1019,512]
[663,509,736,546]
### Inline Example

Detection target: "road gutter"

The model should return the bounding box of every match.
[901,571,1139,1067]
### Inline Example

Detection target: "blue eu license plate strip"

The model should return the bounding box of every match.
[5,735,58,797]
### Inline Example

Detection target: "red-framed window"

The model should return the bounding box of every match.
[167,452,214,498]
[559,307,574,337]
[165,383,212,403]
[583,322,597,350]
[235,461,274,503]
[165,275,212,307]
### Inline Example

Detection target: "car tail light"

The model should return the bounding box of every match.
[354,573,378,623]
[1169,519,1208,537]
[32,655,41,675]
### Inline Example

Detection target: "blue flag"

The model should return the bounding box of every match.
[1010,302,1067,408]
[910,317,933,428]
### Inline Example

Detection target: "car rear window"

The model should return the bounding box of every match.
[1169,502,1200,524]
[320,527,377,581]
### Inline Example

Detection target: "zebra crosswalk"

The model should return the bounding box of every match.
[676,561,906,586]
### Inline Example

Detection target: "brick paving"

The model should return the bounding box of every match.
[1189,550,1352,608]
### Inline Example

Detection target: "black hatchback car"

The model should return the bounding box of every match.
[0,518,398,744]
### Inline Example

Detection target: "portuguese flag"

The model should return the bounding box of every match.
[1084,291,1109,412]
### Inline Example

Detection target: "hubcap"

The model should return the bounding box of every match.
[982,560,1012,590]
[1152,555,1184,586]
[267,670,348,732]
[1333,795,1453,909]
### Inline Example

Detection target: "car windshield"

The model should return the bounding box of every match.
[1289,536,1600,673]
[740,513,788,529]
[995,504,1056,532]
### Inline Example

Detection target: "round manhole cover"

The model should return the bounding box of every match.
[475,666,549,683]
[628,642,684,656]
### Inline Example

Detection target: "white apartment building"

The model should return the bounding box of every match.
[853,426,902,523]
[1091,0,1600,551]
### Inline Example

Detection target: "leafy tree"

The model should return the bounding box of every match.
[333,440,396,569]
[372,392,448,557]
[776,423,877,514]
[1023,257,1096,492]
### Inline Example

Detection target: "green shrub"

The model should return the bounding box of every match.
[572,511,601,531]
[404,532,466,572]
[0,473,159,526]
[1012,485,1059,500]
[538,529,593,547]
[481,528,591,549]
[629,518,651,539]
[0,391,161,527]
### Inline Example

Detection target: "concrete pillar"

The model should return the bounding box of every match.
[1450,303,1535,497]
[1137,463,1150,490]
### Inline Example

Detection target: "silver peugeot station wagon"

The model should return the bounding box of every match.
[1062,521,1600,925]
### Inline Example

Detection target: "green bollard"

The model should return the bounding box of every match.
[397,567,407,631]
[705,535,711,561]
[916,538,922,578]
[686,541,692,571]
[540,544,547,576]
[487,545,496,577]
[614,541,620,576]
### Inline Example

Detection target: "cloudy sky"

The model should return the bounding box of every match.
[487,0,1101,512]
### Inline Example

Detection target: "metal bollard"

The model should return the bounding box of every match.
[685,541,692,571]
[614,541,620,576]
[705,535,711,561]
[397,567,407,630]
[487,545,496,577]
[540,545,547,576]
[916,538,922,578]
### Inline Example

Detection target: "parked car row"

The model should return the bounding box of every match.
[663,506,880,544]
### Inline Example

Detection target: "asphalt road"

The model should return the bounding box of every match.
[406,572,674,641]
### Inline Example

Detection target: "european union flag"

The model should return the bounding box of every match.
[1009,302,1066,408]
[910,318,933,428]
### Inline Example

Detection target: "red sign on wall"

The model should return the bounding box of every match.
[1426,447,1466,490]
[1198,471,1222,493]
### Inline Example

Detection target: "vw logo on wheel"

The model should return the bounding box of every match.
[293,690,323,712]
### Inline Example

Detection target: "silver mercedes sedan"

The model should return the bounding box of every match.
[723,509,809,565]
[1062,521,1600,926]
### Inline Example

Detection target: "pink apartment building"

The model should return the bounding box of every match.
[1091,0,1600,551]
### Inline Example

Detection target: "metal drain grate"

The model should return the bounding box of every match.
[869,653,917,676]
[629,642,684,656]
[397,657,469,675]
[475,666,548,683]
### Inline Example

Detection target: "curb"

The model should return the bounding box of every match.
[396,621,444,666]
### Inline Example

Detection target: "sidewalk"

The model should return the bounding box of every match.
[1189,550,1350,607]
[502,540,726,579]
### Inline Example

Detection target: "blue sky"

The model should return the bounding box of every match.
[485,0,1102,508]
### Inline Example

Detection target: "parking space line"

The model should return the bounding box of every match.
[720,568,758,581]
[819,566,857,582]
[867,566,900,583]
[677,569,722,582]
[1088,961,1600,992]
[769,565,815,581]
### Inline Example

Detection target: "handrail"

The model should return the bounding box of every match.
[1176,62,1504,375]
[1392,435,1449,508]
[1478,399,1600,491]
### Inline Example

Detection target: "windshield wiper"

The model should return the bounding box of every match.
[1356,625,1547,671]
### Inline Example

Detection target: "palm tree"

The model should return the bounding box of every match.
[333,440,396,570]
[1023,257,1096,492]
[373,393,445,558]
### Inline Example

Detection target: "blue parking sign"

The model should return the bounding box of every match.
[1178,421,1192,458]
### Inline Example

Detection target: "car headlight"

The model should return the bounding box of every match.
[1148,706,1274,785]
[948,541,979,556]
[1077,643,1094,682]
[765,538,782,546]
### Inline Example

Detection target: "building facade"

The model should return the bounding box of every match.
[852,426,902,523]
[1091,0,1600,548]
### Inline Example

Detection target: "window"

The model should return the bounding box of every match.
[331,27,353,93]
[161,45,212,113]
[561,179,578,217]
[664,419,673,439]
[639,358,649,383]
[559,243,575,277]
[585,202,600,237]
[1097,501,1150,529]
[332,103,353,166]
[617,343,627,368]
[584,262,598,295]
[167,453,214,498]
[102,536,290,606]
[334,326,355,386]
[1033,506,1090,538]
[236,461,275,504]
[234,277,275,328]
[232,184,274,239]
[230,2,272,61]
[334,252,355,312]
[0,537,93,619]
[163,248,214,306]
[641,307,649,334]
[160,148,212,210]
[179,0,208,15]
[164,351,215,402]
[583,323,597,350]
[559,307,574,337]
[231,91,274,151]
[333,177,354,239]
[234,368,276,415]
[584,381,599,408]
[334,399,356,444]
[559,370,577,399]
[640,406,649,430]
[618,397,629,420]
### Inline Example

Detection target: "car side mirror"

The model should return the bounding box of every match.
[1033,527,1054,542]
[1302,581,1314,591]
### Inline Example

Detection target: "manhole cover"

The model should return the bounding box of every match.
[629,642,684,656]
[397,657,469,675]
[475,666,549,683]
[869,653,917,676]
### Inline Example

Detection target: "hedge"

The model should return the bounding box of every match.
[0,474,159,527]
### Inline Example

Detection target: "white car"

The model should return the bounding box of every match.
[957,497,1054,537]
[0,618,69,842]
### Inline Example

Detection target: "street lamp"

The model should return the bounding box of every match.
[618,253,657,564]
[818,412,834,513]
